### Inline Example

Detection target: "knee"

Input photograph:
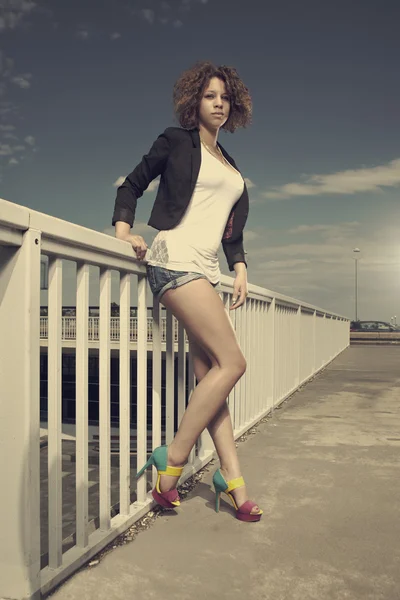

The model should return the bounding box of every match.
[231,355,247,379]
[239,356,247,377]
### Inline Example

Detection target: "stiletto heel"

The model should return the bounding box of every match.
[212,468,263,522]
[215,490,221,513]
[136,445,184,510]
[136,456,154,479]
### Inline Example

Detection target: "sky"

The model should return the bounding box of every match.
[1,0,400,321]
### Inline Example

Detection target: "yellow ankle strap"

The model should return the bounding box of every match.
[159,465,184,477]
[226,476,245,493]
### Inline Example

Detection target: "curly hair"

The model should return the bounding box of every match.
[172,61,252,133]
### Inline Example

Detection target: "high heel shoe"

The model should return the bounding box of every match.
[136,445,184,509]
[212,468,263,522]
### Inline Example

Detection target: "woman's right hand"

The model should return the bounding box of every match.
[128,234,148,261]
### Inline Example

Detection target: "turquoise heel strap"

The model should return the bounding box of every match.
[136,445,184,480]
[212,468,228,493]
[136,445,168,480]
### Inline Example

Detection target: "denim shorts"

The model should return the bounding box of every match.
[146,264,219,302]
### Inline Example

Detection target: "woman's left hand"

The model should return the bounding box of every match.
[230,274,248,310]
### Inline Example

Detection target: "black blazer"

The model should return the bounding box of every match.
[112,126,249,271]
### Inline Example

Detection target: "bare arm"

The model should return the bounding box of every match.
[114,221,148,261]
[115,221,131,241]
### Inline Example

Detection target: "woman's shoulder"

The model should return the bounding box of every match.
[161,126,196,142]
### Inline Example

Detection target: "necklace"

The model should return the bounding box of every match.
[199,135,242,177]
[200,136,226,164]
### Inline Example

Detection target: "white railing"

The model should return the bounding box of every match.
[0,196,350,600]
[39,316,183,343]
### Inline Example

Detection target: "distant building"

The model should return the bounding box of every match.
[40,304,161,317]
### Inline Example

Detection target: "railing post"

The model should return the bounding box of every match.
[75,263,90,548]
[0,229,41,600]
[197,429,214,462]
[99,267,112,529]
[47,257,63,569]
[165,309,175,445]
[297,305,301,387]
[136,274,148,502]
[266,297,276,411]
[313,310,317,373]
[119,272,132,515]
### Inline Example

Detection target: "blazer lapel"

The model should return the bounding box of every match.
[189,128,201,195]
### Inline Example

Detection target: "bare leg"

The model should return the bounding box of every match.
[157,359,243,492]
[155,278,244,492]
[158,279,260,514]
[207,402,241,475]
[191,337,260,514]
[160,279,246,462]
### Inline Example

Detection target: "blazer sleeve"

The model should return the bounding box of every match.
[112,129,171,227]
[220,163,248,272]
[222,233,248,271]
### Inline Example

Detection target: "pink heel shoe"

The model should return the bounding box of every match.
[213,469,263,522]
[136,445,184,509]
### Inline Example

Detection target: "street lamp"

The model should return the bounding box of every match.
[353,248,361,321]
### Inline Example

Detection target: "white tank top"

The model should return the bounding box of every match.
[146,143,244,284]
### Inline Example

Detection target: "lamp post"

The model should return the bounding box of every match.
[353,248,361,321]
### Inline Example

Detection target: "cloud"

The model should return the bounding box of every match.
[179,0,193,11]
[140,9,155,24]
[0,0,36,32]
[241,218,400,319]
[0,50,14,76]
[287,221,360,237]
[76,28,89,40]
[263,158,400,200]
[131,0,209,27]
[12,73,32,88]
[113,176,126,188]
[113,175,160,192]
[146,179,160,192]
[0,143,13,156]
[110,32,121,40]
[0,101,17,117]
[0,10,40,175]
[0,141,25,156]
[243,229,258,242]
[244,177,255,189]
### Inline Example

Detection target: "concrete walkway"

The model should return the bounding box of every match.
[49,346,400,600]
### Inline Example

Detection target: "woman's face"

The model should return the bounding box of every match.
[198,76,230,131]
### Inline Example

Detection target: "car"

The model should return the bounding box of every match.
[350,320,398,332]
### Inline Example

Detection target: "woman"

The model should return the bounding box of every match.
[112,61,262,522]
